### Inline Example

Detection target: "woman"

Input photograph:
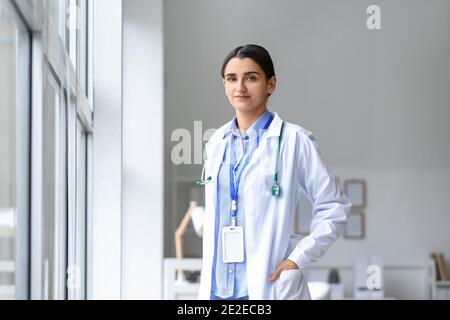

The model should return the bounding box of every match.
[198,44,351,300]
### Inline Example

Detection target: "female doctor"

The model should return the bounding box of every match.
[198,44,351,300]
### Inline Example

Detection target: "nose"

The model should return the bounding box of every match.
[236,79,247,93]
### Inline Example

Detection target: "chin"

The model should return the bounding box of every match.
[233,106,258,114]
[232,102,259,112]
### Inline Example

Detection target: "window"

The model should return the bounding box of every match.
[67,107,88,300]
[0,0,31,300]
[47,0,69,47]
[1,0,95,300]
[87,0,93,103]
[0,0,93,300]
[72,118,87,299]
[68,0,89,93]
[42,71,69,300]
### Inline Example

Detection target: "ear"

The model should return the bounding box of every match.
[267,76,277,95]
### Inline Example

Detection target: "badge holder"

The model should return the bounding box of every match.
[222,224,244,264]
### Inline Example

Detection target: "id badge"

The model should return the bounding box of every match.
[222,226,244,263]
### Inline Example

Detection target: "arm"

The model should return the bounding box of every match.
[287,130,351,269]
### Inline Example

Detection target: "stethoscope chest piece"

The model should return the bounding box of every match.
[271,183,281,198]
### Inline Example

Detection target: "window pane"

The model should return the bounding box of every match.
[47,0,68,49]
[67,116,87,300]
[42,74,68,300]
[78,0,88,93]
[68,0,77,69]
[0,2,18,300]
[75,120,87,299]
[87,0,93,103]
[0,1,30,300]
[68,0,89,92]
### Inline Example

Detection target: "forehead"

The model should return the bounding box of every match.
[224,57,263,75]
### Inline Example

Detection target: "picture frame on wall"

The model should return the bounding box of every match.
[344,179,366,209]
[344,211,365,239]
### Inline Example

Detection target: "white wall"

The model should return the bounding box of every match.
[91,0,123,299]
[164,0,450,299]
[122,0,164,299]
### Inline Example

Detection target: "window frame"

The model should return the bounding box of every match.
[11,0,93,300]
[41,68,69,299]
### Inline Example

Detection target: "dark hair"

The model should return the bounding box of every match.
[221,44,275,80]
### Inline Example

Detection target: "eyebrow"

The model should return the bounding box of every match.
[224,71,260,77]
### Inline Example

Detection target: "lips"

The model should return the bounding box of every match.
[235,96,250,99]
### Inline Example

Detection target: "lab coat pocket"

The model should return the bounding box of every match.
[275,269,311,300]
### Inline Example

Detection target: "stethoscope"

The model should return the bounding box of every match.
[196,121,284,198]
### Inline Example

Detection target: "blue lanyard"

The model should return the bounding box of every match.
[229,114,274,225]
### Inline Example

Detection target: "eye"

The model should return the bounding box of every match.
[246,75,257,81]
[226,76,237,82]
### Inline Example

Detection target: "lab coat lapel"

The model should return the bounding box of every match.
[247,113,284,168]
[203,119,232,250]
[200,136,227,299]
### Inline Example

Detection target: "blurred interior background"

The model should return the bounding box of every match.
[0,0,449,299]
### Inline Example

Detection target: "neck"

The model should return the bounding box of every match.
[236,107,267,134]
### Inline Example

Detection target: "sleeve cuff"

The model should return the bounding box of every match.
[288,248,311,269]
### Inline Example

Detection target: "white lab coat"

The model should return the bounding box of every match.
[198,113,351,300]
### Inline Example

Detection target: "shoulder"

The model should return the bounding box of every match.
[281,122,322,164]
[282,121,316,143]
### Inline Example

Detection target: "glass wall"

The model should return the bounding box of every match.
[0,0,30,300]
[47,0,68,45]
[1,0,93,300]
[68,0,89,92]
[74,119,87,299]
[42,73,68,300]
